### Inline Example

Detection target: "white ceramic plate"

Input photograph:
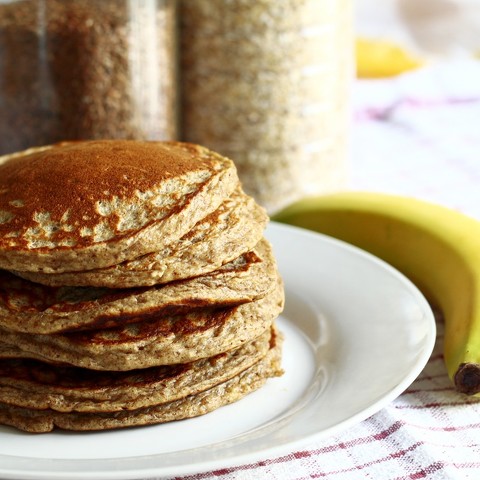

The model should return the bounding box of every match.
[0,222,436,480]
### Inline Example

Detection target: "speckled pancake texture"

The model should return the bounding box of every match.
[0,327,279,413]
[0,330,283,433]
[0,140,285,433]
[0,238,278,334]
[14,188,268,288]
[0,140,238,273]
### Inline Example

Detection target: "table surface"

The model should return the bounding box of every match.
[162,60,480,480]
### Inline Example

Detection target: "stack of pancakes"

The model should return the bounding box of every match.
[0,140,284,433]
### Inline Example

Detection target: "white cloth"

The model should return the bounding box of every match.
[352,60,480,220]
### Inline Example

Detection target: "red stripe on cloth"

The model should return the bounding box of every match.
[389,461,445,480]
[449,461,480,469]
[394,400,480,409]
[407,421,480,432]
[390,461,480,480]
[175,422,407,479]
[408,375,451,385]
[212,428,478,480]
[302,442,426,478]
[404,386,457,394]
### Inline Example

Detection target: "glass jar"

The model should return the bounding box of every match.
[0,0,178,155]
[180,0,354,213]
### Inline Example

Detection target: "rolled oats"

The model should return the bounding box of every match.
[0,0,177,155]
[180,0,353,213]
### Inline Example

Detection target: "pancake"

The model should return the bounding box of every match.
[0,140,238,273]
[0,139,286,434]
[0,327,276,413]
[0,342,61,364]
[0,330,283,433]
[13,187,268,288]
[0,277,284,370]
[0,238,278,334]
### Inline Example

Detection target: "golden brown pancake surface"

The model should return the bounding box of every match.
[0,140,238,272]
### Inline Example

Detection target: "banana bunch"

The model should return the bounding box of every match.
[273,192,480,396]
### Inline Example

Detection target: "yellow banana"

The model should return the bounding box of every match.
[356,37,424,78]
[272,192,480,396]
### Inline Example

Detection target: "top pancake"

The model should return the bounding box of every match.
[12,188,268,288]
[0,140,238,273]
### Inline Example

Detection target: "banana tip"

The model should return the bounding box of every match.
[454,363,480,395]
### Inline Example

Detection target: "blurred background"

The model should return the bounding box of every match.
[357,0,480,63]
[1,0,479,214]
[353,0,480,218]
